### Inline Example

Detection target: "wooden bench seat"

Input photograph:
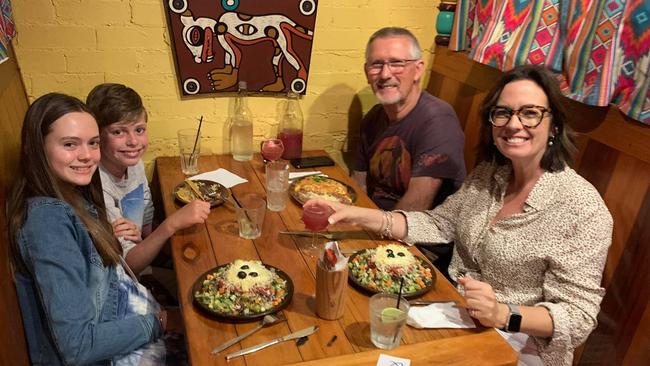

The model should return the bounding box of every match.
[0,44,30,365]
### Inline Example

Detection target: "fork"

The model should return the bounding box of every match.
[211,312,286,354]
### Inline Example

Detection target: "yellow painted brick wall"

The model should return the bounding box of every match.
[11,0,441,173]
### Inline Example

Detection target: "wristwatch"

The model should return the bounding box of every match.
[502,304,522,333]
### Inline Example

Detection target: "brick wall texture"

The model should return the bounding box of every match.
[11,0,439,173]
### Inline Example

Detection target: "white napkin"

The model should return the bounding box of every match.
[288,171,327,180]
[407,302,476,329]
[189,168,248,188]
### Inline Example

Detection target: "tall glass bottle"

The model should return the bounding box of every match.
[278,92,304,160]
[230,81,253,161]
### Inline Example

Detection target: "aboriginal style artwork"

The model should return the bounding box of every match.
[165,0,318,95]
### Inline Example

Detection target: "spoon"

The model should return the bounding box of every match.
[211,312,286,354]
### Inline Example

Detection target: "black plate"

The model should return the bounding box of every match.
[192,263,294,323]
[173,180,228,208]
[289,176,357,205]
[347,248,435,299]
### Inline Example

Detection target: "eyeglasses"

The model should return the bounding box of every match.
[365,59,418,75]
[488,105,551,128]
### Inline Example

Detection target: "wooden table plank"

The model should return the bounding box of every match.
[155,152,517,365]
[286,332,518,366]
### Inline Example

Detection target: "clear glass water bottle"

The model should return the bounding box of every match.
[278,92,304,160]
[230,81,253,161]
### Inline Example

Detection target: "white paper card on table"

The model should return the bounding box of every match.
[406,302,476,329]
[189,168,248,188]
[376,354,411,366]
[288,171,326,180]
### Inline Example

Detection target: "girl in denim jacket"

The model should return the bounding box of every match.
[7,93,171,365]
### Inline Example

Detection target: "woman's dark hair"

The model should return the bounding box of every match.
[476,65,576,171]
[86,83,146,130]
[7,93,122,265]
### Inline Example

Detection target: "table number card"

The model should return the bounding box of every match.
[377,354,411,366]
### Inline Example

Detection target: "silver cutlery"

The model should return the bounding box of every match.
[225,325,319,360]
[410,300,459,306]
[288,172,325,181]
[211,312,286,354]
[280,231,340,240]
[279,230,369,240]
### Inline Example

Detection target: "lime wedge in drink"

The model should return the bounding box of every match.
[380,307,404,322]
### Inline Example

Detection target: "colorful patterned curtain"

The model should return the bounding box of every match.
[0,0,16,64]
[450,0,650,126]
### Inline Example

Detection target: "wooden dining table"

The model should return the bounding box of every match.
[154,151,518,366]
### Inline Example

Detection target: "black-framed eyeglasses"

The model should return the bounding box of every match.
[365,59,418,75]
[488,105,552,128]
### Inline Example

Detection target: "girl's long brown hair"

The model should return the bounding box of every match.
[7,93,122,265]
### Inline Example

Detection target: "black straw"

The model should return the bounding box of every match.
[396,277,405,309]
[392,277,406,344]
[191,116,203,157]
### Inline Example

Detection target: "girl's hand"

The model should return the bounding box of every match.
[112,218,142,242]
[458,276,509,329]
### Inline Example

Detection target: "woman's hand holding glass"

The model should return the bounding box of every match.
[303,199,376,229]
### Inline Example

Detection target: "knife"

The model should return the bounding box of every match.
[225,325,319,360]
[410,300,459,306]
[280,231,369,240]
[280,230,330,238]
[288,172,326,181]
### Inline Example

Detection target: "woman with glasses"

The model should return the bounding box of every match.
[307,65,612,365]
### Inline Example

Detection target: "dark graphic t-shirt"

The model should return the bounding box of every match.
[355,91,466,210]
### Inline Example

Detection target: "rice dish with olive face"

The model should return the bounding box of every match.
[348,245,433,295]
[194,260,288,316]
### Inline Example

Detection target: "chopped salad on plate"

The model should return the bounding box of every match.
[348,246,434,296]
[194,261,290,317]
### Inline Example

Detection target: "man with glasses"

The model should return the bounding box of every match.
[353,27,466,276]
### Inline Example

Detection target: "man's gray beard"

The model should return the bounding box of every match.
[377,93,403,105]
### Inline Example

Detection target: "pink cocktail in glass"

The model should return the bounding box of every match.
[261,139,284,162]
[278,128,303,160]
[302,205,332,252]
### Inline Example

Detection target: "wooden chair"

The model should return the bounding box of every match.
[0,44,31,365]
[427,46,650,365]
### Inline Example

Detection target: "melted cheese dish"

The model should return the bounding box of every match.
[293,176,352,204]
[225,260,273,291]
[374,244,417,271]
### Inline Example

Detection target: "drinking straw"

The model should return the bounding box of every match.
[191,116,203,157]
[396,277,405,309]
[392,277,406,344]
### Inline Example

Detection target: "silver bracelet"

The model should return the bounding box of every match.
[378,210,387,236]
[381,211,394,239]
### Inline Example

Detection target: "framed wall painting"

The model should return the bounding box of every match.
[165,0,318,96]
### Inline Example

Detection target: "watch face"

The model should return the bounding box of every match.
[508,313,522,332]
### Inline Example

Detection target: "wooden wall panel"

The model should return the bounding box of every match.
[0,44,30,365]
[599,156,650,285]
[427,46,650,366]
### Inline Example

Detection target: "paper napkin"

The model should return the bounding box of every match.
[189,168,247,188]
[288,171,327,180]
[407,302,476,329]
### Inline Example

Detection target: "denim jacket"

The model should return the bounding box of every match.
[14,197,162,365]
